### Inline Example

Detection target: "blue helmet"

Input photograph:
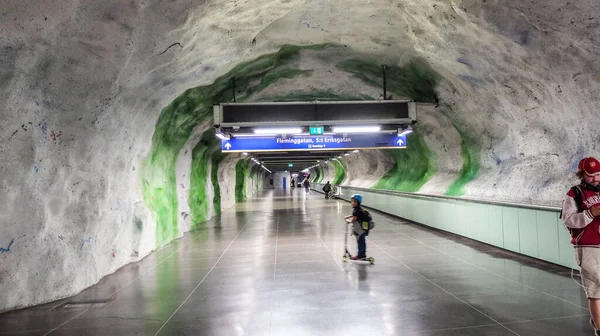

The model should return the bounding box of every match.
[351,194,362,203]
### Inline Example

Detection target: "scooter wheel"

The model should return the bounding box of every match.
[368,257,375,264]
[342,256,348,262]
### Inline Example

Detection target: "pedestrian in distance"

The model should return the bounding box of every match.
[322,181,332,199]
[561,157,600,336]
[303,177,310,195]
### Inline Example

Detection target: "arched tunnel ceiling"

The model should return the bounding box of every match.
[3,0,598,206]
[1,0,600,312]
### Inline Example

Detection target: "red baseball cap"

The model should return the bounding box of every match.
[579,157,600,176]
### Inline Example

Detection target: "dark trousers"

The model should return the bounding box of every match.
[357,233,366,258]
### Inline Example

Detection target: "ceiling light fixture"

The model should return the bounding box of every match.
[332,126,381,133]
[254,127,302,135]
[231,133,274,138]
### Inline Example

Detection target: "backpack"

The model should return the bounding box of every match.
[560,185,584,240]
[361,210,375,231]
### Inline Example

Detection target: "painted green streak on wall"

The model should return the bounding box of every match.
[235,159,249,202]
[311,163,329,184]
[250,164,264,196]
[445,130,480,196]
[312,165,321,183]
[143,44,332,246]
[338,58,439,103]
[211,151,228,214]
[189,129,221,229]
[332,160,346,185]
[373,127,437,192]
[316,166,325,183]
[141,146,179,247]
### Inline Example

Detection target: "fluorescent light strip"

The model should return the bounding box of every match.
[233,134,274,137]
[254,127,302,134]
[332,126,380,133]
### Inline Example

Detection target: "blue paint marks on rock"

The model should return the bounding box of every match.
[519,30,531,46]
[459,75,486,89]
[541,179,552,188]
[40,122,48,136]
[0,239,15,253]
[456,57,473,70]
[492,154,502,165]
[34,165,38,173]
[80,237,94,250]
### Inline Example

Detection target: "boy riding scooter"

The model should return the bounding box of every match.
[343,194,374,263]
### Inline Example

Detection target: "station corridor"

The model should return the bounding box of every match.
[0,190,591,335]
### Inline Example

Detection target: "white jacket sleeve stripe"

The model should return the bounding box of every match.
[562,195,594,229]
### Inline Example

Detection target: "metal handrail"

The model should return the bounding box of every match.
[314,183,561,212]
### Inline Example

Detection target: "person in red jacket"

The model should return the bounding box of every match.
[562,157,600,335]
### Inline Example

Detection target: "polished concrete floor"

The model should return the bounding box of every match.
[0,189,592,335]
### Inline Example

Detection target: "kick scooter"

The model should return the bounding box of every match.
[342,219,375,264]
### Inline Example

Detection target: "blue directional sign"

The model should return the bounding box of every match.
[221,133,407,152]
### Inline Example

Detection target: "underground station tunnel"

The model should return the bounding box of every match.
[2,2,600,335]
